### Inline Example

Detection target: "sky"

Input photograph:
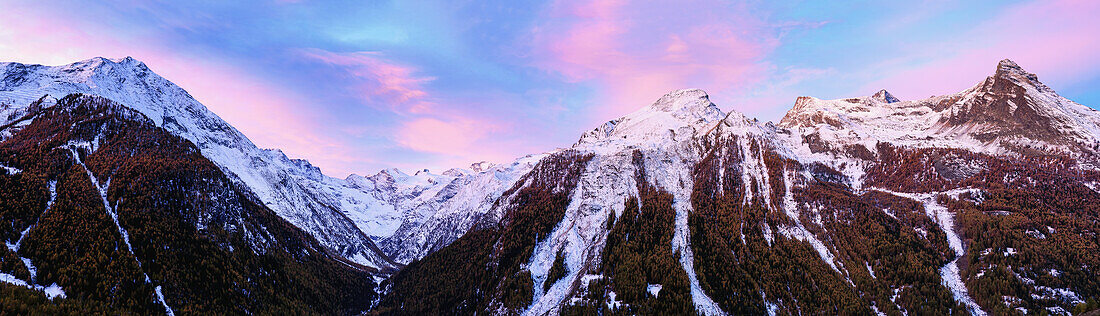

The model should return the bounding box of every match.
[1,0,1098,177]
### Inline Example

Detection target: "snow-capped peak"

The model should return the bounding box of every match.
[648,88,720,116]
[576,88,725,147]
[776,59,1100,164]
[1,57,403,271]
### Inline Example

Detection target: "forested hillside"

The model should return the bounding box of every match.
[0,94,376,314]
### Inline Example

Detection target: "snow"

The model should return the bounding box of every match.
[871,304,887,316]
[1,57,399,270]
[778,60,1100,164]
[879,189,986,316]
[156,285,176,316]
[42,283,66,299]
[762,224,774,246]
[779,169,842,275]
[5,57,1097,314]
[523,89,727,316]
[2,179,59,287]
[766,301,780,316]
[1046,306,1070,316]
[375,154,543,264]
[0,162,20,175]
[1033,285,1084,305]
[0,272,29,288]
[607,291,622,310]
[1025,229,1046,239]
[647,284,663,297]
[67,145,175,314]
[0,272,66,300]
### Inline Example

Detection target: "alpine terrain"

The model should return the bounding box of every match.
[1,57,1098,315]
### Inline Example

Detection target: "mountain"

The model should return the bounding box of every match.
[779,60,1100,165]
[2,57,1098,315]
[0,94,375,313]
[0,57,409,271]
[378,60,1100,315]
[0,57,549,269]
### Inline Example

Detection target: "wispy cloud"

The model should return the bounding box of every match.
[860,0,1100,100]
[298,49,437,114]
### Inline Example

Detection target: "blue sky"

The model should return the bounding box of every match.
[1,0,1097,176]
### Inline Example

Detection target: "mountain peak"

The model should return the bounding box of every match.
[993,58,1040,84]
[641,88,723,122]
[649,88,710,111]
[871,89,900,103]
[576,88,724,146]
[70,56,147,71]
[997,58,1021,71]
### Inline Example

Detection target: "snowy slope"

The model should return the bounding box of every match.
[375,156,544,264]
[6,57,1097,315]
[0,56,570,271]
[524,89,731,315]
[0,57,400,270]
[778,59,1100,165]
[513,61,1100,315]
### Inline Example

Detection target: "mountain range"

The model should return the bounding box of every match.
[1,57,1098,315]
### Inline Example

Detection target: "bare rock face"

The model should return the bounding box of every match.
[934,59,1100,157]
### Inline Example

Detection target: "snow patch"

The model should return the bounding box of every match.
[878,189,986,316]
[779,169,842,274]
[0,272,66,300]
[68,146,175,314]
[607,291,622,311]
[647,284,663,298]
[0,162,20,175]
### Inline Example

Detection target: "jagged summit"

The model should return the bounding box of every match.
[778,58,1100,162]
[995,58,1025,75]
[990,58,1043,90]
[871,89,900,103]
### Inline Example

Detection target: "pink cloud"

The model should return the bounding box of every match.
[298,49,437,114]
[295,48,528,167]
[862,0,1100,100]
[530,0,780,118]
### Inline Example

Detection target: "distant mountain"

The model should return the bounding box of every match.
[2,58,1098,315]
[779,60,1100,164]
